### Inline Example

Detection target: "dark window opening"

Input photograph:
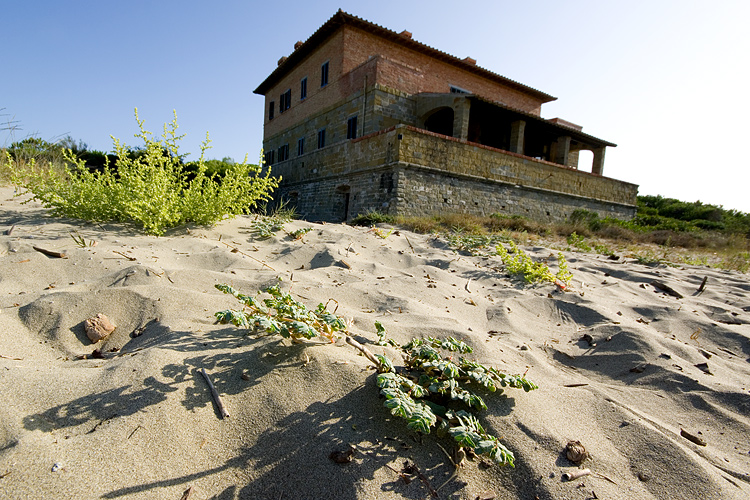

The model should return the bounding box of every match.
[346,116,358,139]
[300,77,307,100]
[277,144,289,162]
[320,61,329,87]
[269,101,275,121]
[317,129,326,149]
[297,137,305,156]
[450,85,470,94]
[279,89,291,113]
[264,150,275,166]
[424,107,454,137]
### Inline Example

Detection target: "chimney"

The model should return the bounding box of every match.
[463,57,476,66]
[277,56,288,66]
[294,41,303,50]
[399,30,412,39]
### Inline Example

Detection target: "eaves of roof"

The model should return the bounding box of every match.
[253,9,556,103]
[466,94,617,148]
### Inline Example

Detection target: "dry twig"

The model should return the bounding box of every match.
[113,250,137,261]
[33,246,66,258]
[218,240,275,271]
[200,368,229,419]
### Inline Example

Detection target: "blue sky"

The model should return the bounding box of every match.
[3,0,749,212]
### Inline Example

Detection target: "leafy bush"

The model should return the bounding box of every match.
[566,231,592,252]
[496,241,572,286]
[374,333,537,467]
[5,109,279,235]
[349,210,396,226]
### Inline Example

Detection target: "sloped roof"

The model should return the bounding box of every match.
[253,10,556,103]
[466,94,617,148]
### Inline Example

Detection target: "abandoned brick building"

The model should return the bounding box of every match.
[254,10,638,222]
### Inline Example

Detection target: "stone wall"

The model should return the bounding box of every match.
[269,125,637,222]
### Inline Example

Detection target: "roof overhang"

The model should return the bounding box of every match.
[461,93,616,148]
[254,10,556,103]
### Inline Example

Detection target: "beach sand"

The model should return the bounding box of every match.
[1,186,749,500]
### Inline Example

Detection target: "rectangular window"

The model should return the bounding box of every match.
[297,137,305,156]
[346,116,358,140]
[264,150,275,166]
[317,129,326,149]
[320,61,329,87]
[300,77,307,100]
[450,85,470,94]
[277,144,289,162]
[269,101,275,120]
[279,89,291,113]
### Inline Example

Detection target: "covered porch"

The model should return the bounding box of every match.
[415,93,615,176]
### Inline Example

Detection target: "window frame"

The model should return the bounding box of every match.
[279,89,292,113]
[346,115,358,140]
[320,61,329,87]
[317,128,326,149]
[269,100,275,121]
[297,137,305,156]
[300,77,308,100]
[277,143,289,162]
[264,149,275,166]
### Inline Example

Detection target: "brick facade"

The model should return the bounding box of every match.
[254,11,637,223]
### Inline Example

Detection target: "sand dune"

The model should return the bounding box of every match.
[1,186,749,500]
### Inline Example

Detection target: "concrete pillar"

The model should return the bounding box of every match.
[509,120,525,154]
[452,99,471,140]
[567,149,580,169]
[553,135,571,165]
[592,147,606,175]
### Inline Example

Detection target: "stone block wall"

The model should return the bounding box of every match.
[270,124,637,222]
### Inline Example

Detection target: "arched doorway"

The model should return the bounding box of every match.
[423,107,454,137]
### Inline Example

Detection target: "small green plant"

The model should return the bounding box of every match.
[215,284,537,467]
[288,227,313,240]
[496,241,572,286]
[566,232,591,252]
[7,109,279,235]
[215,283,346,342]
[371,227,393,239]
[593,243,615,256]
[70,230,96,248]
[252,214,292,239]
[374,332,537,467]
[446,233,507,255]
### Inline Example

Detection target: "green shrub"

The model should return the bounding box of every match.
[349,210,396,226]
[566,231,592,252]
[496,241,572,286]
[5,109,279,235]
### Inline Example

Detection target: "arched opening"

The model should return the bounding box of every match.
[423,107,454,137]
[577,150,594,173]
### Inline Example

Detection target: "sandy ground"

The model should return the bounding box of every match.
[1,185,749,500]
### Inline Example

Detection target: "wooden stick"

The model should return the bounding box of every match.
[218,240,275,271]
[562,468,591,481]
[5,225,15,236]
[33,246,66,258]
[650,280,683,299]
[680,428,706,446]
[697,276,708,295]
[200,368,229,419]
[113,250,137,261]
